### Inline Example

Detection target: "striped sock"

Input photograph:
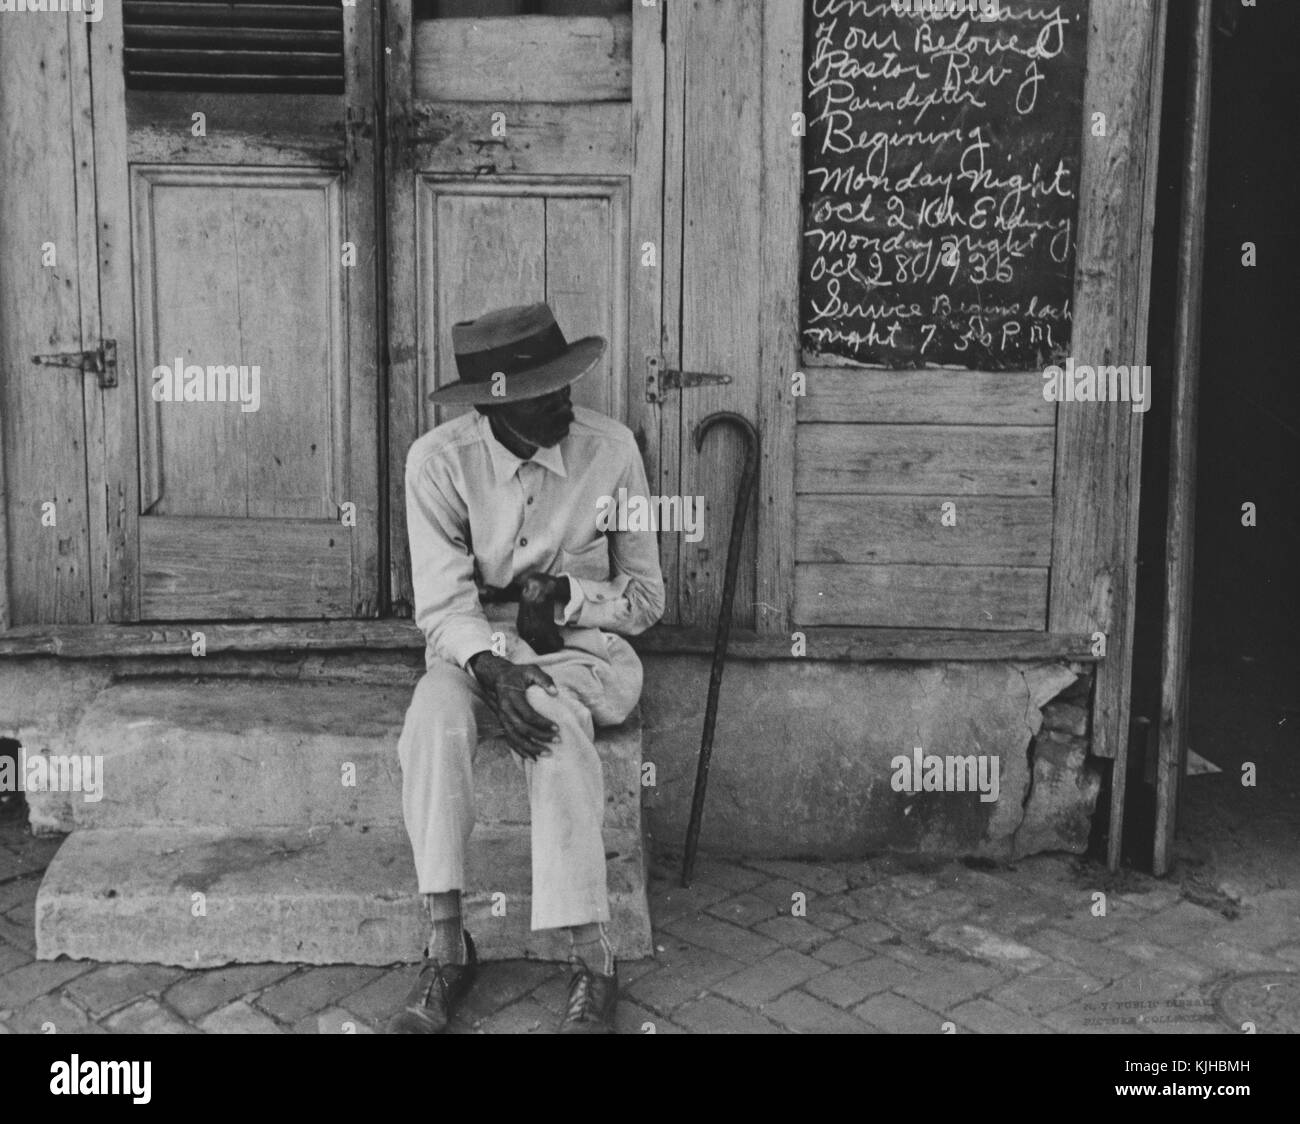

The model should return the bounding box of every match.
[424,891,466,965]
[569,922,615,976]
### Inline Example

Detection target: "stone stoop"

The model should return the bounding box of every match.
[34,677,652,965]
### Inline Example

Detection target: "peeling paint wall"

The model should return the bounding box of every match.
[638,656,1100,860]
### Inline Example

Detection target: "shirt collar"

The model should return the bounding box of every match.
[479,413,568,484]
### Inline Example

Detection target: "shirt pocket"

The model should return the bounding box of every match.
[557,536,612,582]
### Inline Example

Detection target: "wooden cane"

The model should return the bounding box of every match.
[681,412,760,887]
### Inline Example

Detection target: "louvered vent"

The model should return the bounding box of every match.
[124,0,345,94]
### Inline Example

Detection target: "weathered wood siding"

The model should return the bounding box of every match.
[0,16,94,626]
[794,383,1055,629]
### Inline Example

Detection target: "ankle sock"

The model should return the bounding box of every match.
[569,922,615,976]
[424,891,466,964]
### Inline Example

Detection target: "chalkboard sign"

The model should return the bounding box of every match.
[801,0,1089,369]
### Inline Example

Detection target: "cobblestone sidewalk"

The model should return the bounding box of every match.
[2,822,1297,1034]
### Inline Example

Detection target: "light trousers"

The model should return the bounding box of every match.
[396,614,642,931]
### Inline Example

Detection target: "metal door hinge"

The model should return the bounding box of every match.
[32,339,117,389]
[645,356,731,404]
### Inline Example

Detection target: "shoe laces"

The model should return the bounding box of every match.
[565,964,599,1023]
[415,958,451,1008]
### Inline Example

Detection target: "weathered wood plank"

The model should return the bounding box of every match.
[124,48,343,75]
[797,426,1055,496]
[798,369,1054,426]
[797,496,1054,567]
[132,171,256,517]
[657,0,688,625]
[89,0,143,620]
[125,27,345,48]
[424,190,546,425]
[188,180,338,516]
[414,15,631,103]
[1051,0,1163,683]
[625,0,667,614]
[796,564,1049,630]
[127,74,345,95]
[342,0,382,616]
[1106,2,1167,870]
[138,517,353,619]
[676,0,763,630]
[384,0,418,614]
[0,15,94,625]
[407,101,631,177]
[545,194,618,417]
[0,620,1098,662]
[1040,2,1165,865]
[70,15,110,622]
[1154,0,1211,878]
[756,0,802,634]
[124,3,341,29]
[126,91,344,164]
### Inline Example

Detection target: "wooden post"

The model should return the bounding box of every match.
[627,0,668,622]
[86,0,141,621]
[69,10,108,622]
[344,0,384,616]
[384,0,418,614]
[0,14,97,625]
[756,0,801,635]
[1153,0,1215,877]
[1049,0,1168,870]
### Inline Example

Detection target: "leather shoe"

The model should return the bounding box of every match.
[386,931,478,1034]
[557,958,618,1034]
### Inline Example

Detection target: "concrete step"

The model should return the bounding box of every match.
[70,677,641,831]
[36,822,653,966]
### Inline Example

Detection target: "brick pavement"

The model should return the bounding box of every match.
[1,820,1295,1034]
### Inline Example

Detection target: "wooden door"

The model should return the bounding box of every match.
[385,0,665,614]
[88,0,381,620]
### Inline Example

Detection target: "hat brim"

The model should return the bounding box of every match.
[427,336,606,405]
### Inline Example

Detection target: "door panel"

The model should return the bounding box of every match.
[420,180,627,426]
[134,169,346,523]
[545,195,617,416]
[665,0,763,631]
[86,1,381,620]
[139,518,352,619]
[424,190,546,428]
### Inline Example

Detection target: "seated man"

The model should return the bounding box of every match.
[389,303,665,1035]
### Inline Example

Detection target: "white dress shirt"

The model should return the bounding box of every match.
[405,406,666,669]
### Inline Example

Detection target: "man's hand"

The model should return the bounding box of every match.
[468,652,560,761]
[516,572,570,655]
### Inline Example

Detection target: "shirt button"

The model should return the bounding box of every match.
[519,537,528,547]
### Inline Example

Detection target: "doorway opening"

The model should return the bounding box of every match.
[1121,0,1300,883]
